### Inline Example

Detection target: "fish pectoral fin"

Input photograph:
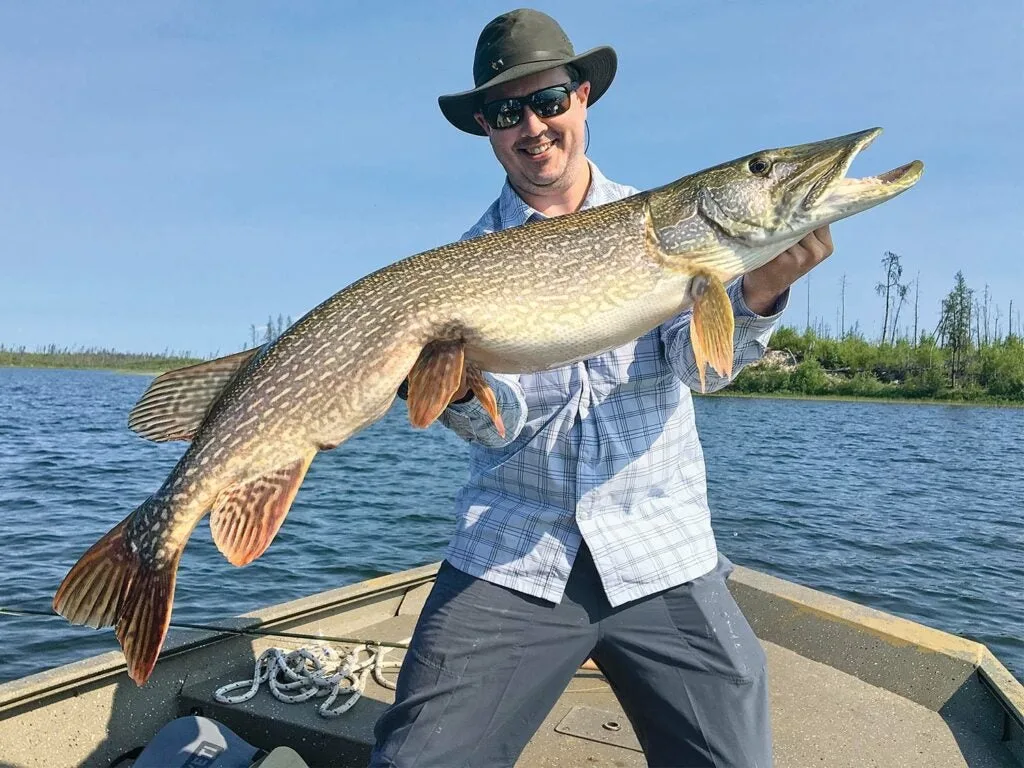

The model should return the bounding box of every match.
[128,346,263,442]
[406,340,466,430]
[688,271,735,393]
[210,449,316,567]
[464,363,506,438]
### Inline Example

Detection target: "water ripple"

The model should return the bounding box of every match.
[1,368,1022,683]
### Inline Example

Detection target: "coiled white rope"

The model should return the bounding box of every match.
[214,639,409,718]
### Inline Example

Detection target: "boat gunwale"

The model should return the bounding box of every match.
[0,563,440,715]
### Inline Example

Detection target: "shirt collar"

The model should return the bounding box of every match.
[497,160,613,228]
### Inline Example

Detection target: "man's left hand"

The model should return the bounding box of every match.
[742,225,834,316]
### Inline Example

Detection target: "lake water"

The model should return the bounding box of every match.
[0,367,1021,684]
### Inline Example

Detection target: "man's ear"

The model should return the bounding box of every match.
[473,113,492,136]
[577,81,592,108]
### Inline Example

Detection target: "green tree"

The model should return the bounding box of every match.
[936,272,973,387]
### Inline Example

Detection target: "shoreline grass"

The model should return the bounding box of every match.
[702,390,1024,409]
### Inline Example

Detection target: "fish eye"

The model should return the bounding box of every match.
[747,157,772,176]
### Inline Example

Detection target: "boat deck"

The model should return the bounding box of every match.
[169,606,1015,768]
[1,564,1021,767]
[177,611,1016,768]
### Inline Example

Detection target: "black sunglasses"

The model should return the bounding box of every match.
[480,81,580,130]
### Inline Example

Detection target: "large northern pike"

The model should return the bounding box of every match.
[54,128,922,684]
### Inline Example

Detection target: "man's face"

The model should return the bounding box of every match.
[474,67,591,197]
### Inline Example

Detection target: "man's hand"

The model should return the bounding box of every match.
[742,225,834,316]
[451,367,472,403]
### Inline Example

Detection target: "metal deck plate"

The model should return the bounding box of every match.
[554,705,643,753]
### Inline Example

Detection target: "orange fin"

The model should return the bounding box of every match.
[53,499,181,685]
[115,551,182,685]
[128,347,262,442]
[688,272,735,393]
[464,364,505,438]
[209,450,316,567]
[406,340,465,429]
[53,513,138,630]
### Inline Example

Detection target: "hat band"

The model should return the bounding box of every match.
[477,49,571,83]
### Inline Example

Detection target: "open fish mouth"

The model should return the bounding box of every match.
[808,128,924,213]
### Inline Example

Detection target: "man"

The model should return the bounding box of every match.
[372,9,833,767]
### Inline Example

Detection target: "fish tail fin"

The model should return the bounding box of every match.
[52,498,181,685]
[115,548,182,685]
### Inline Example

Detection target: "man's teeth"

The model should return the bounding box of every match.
[524,141,554,155]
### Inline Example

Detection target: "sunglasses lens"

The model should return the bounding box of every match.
[494,102,523,129]
[531,88,571,117]
[484,100,523,129]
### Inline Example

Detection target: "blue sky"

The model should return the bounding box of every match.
[1,1,1020,356]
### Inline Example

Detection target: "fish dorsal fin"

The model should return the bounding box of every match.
[209,450,316,567]
[128,347,262,442]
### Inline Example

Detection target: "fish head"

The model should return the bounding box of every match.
[665,128,923,276]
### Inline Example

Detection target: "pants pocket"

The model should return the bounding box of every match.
[663,565,767,685]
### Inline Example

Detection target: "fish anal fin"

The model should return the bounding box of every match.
[689,271,735,393]
[128,346,262,443]
[464,363,505,438]
[210,450,316,567]
[406,340,465,430]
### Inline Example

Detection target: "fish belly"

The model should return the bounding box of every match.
[467,277,691,373]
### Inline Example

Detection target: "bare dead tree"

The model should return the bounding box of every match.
[890,283,910,344]
[913,272,920,346]
[875,251,906,343]
[840,273,847,337]
[806,274,811,333]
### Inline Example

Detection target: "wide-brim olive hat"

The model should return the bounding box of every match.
[439,9,617,136]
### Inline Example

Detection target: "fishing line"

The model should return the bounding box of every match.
[0,606,410,649]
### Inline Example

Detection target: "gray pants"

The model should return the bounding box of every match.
[370,545,771,768]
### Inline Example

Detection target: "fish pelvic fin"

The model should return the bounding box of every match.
[688,271,735,393]
[128,346,263,443]
[406,340,466,430]
[210,449,316,567]
[52,498,180,685]
[405,341,506,436]
[464,363,506,438]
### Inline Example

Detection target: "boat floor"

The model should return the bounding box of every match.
[174,611,1015,768]
[2,566,1020,767]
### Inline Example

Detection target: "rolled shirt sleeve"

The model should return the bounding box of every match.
[438,372,528,448]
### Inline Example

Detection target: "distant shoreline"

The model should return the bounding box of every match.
[701,390,1024,409]
[4,360,1021,409]
[0,363,184,376]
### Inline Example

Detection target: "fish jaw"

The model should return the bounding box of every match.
[667,128,924,281]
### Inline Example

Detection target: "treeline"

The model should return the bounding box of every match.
[734,270,1023,403]
[0,345,202,373]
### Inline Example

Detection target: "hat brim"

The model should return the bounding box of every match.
[438,46,617,136]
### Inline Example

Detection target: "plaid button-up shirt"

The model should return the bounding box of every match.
[439,162,787,607]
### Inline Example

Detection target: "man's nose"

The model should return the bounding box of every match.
[520,105,548,135]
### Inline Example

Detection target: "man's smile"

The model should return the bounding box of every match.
[519,139,557,157]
